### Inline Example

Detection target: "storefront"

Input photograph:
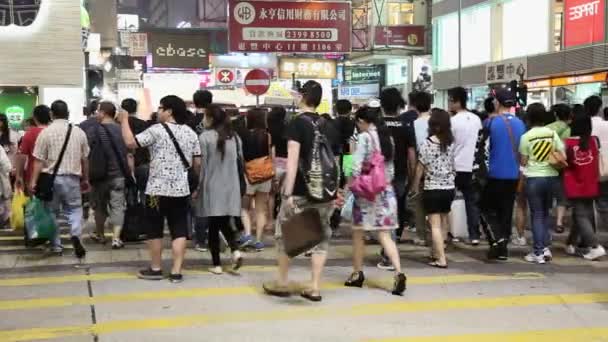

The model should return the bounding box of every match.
[526,71,608,106]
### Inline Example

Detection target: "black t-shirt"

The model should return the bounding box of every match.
[186,111,205,135]
[286,112,341,197]
[270,128,288,158]
[242,129,270,162]
[335,115,356,155]
[128,116,151,167]
[384,113,416,181]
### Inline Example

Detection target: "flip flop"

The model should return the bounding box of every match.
[301,290,322,302]
[428,261,448,269]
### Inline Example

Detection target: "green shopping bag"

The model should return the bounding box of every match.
[24,198,57,247]
[342,154,354,177]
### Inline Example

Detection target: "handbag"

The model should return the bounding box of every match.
[235,136,247,197]
[161,123,199,193]
[100,124,138,207]
[281,206,324,258]
[350,132,387,201]
[245,133,275,184]
[36,124,73,202]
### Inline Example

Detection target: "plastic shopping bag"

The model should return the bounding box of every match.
[24,198,57,247]
[10,190,29,231]
[340,192,355,221]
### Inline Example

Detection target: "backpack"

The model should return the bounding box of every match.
[350,132,387,201]
[298,115,339,203]
[88,125,108,183]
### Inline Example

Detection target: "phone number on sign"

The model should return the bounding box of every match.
[242,28,338,41]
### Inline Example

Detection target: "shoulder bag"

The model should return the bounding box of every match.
[499,116,526,193]
[35,125,73,202]
[100,124,138,206]
[235,136,247,197]
[245,132,275,184]
[161,123,199,193]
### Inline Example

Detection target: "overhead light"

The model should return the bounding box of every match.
[177,21,192,28]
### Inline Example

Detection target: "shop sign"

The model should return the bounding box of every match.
[216,68,236,86]
[374,26,425,48]
[525,79,551,89]
[564,0,605,48]
[344,65,384,85]
[551,72,608,86]
[338,83,380,99]
[228,0,352,53]
[485,57,527,84]
[129,33,148,57]
[278,58,336,79]
[148,32,210,69]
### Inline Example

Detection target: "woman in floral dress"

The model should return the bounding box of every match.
[344,106,406,296]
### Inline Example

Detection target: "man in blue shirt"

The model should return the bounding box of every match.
[481,88,526,261]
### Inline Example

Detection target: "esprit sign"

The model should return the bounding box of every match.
[148,32,210,69]
[228,0,352,53]
[564,0,605,48]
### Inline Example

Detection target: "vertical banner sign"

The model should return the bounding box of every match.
[229,0,352,53]
[564,0,605,48]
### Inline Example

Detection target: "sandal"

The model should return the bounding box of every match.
[301,289,322,302]
[429,261,448,269]
[90,232,107,244]
[263,282,291,298]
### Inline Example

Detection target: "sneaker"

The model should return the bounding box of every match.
[71,236,86,259]
[543,248,553,261]
[111,239,124,250]
[471,239,480,246]
[194,244,208,252]
[169,273,183,283]
[253,241,265,252]
[524,252,546,264]
[565,245,576,256]
[583,246,606,261]
[137,268,163,280]
[238,235,254,248]
[232,250,243,271]
[47,245,63,256]
[377,259,396,271]
[90,232,107,244]
[208,266,223,275]
[511,235,527,246]
[497,240,509,261]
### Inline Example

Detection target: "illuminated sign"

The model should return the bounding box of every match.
[278,58,336,79]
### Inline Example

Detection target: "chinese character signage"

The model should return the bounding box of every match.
[485,57,527,84]
[374,26,425,48]
[344,65,384,85]
[278,58,336,79]
[564,0,605,48]
[338,84,380,100]
[229,0,352,53]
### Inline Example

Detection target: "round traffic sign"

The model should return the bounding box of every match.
[216,69,235,84]
[244,69,270,96]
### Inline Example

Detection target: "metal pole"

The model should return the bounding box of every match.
[457,0,462,86]
[256,95,260,108]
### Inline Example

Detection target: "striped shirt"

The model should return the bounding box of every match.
[32,119,90,176]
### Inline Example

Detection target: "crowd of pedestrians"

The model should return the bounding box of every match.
[1,82,607,302]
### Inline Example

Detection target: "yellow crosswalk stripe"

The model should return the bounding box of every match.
[0,292,606,342]
[0,233,113,241]
[366,327,608,342]
[0,273,544,310]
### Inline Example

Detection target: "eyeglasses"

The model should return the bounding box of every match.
[158,106,165,111]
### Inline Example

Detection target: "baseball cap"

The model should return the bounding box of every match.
[495,88,516,107]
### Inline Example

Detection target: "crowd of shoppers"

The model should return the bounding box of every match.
[2,82,607,301]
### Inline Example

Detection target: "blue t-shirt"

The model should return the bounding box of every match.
[485,114,526,180]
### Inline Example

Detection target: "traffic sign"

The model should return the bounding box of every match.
[244,69,270,96]
[216,69,235,85]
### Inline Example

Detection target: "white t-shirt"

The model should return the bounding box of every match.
[414,115,430,151]
[592,116,608,160]
[451,110,482,172]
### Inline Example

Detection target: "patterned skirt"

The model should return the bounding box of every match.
[352,185,398,231]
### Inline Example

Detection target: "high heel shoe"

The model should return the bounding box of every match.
[344,271,365,288]
[391,273,407,296]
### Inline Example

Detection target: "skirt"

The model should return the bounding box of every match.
[352,186,398,231]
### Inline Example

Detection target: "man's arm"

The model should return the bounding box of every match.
[28,158,43,194]
[407,147,417,183]
[14,153,26,189]
[118,111,138,149]
[81,157,90,192]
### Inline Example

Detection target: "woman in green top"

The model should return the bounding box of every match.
[547,104,572,234]
[519,103,565,264]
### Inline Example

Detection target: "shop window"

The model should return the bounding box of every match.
[432,13,459,71]
[554,0,564,51]
[461,4,491,67]
[502,0,550,59]
[387,2,414,26]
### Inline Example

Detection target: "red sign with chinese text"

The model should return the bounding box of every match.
[228,0,352,53]
[564,0,605,48]
[374,26,425,48]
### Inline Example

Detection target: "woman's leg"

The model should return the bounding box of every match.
[217,216,238,252]
[429,214,447,265]
[240,195,253,237]
[207,217,221,267]
[351,229,365,273]
[377,230,402,273]
[254,192,269,242]
[515,194,528,239]
[574,199,600,249]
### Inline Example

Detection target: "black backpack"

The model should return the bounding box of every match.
[298,115,340,203]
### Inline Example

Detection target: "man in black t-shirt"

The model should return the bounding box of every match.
[334,99,355,156]
[187,90,212,135]
[381,88,417,240]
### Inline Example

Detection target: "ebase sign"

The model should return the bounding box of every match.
[148,32,210,69]
[156,44,207,58]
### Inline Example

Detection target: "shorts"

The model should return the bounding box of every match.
[246,179,272,195]
[423,189,455,214]
[274,196,333,254]
[90,178,126,227]
[144,195,190,240]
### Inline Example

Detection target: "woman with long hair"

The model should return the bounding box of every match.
[0,113,18,166]
[412,109,456,268]
[238,108,273,251]
[196,104,244,274]
[344,106,406,295]
[563,110,606,260]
